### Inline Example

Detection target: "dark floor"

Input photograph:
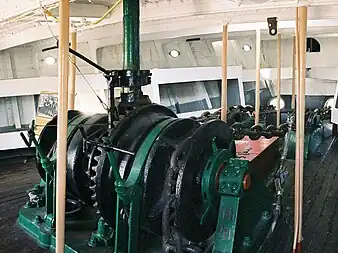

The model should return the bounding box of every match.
[0,138,338,253]
[271,137,338,253]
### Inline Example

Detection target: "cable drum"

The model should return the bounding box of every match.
[36,110,83,180]
[142,118,200,234]
[91,104,177,226]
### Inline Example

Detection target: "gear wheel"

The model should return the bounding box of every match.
[87,129,112,213]
[89,104,177,227]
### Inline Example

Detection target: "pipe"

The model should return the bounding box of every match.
[293,6,300,253]
[291,35,296,110]
[255,29,261,125]
[276,33,281,126]
[298,6,308,251]
[123,0,140,70]
[221,24,228,122]
[92,0,122,25]
[68,31,77,110]
[55,0,69,253]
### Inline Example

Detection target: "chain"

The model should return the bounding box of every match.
[192,105,290,140]
[231,122,289,140]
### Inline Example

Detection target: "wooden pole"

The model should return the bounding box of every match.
[221,24,228,122]
[68,31,77,110]
[298,6,307,251]
[291,35,296,110]
[255,29,261,125]
[276,33,281,126]
[56,1,69,252]
[293,6,300,253]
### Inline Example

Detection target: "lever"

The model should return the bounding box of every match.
[42,43,109,74]
[20,132,32,147]
[79,125,134,156]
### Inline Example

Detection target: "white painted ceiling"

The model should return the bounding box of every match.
[1,0,338,82]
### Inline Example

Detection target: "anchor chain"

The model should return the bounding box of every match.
[192,105,290,141]
[230,122,289,141]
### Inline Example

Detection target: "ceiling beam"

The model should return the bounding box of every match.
[50,3,109,18]
[0,0,60,21]
[2,2,338,50]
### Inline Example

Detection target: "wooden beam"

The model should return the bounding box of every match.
[255,29,261,125]
[291,35,296,110]
[276,33,281,126]
[293,6,300,253]
[55,0,69,252]
[221,24,228,122]
[68,31,77,110]
[298,6,308,251]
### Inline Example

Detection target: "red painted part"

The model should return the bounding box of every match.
[296,242,302,253]
[235,136,279,162]
[215,163,225,191]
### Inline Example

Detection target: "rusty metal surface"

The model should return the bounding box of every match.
[235,136,279,162]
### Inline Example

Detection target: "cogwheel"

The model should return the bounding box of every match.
[86,130,110,211]
[87,146,104,210]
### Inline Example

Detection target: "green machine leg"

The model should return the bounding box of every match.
[103,118,177,253]
[286,130,310,159]
[213,158,249,253]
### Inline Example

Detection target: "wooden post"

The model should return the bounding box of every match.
[298,6,307,251]
[56,1,69,253]
[68,31,77,110]
[276,33,281,126]
[255,29,261,125]
[291,35,296,110]
[221,24,228,122]
[293,6,300,253]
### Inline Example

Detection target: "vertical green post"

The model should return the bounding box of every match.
[123,0,140,70]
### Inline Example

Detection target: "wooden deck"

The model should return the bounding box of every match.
[0,137,337,253]
[270,136,338,253]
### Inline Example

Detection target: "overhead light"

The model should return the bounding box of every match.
[243,44,252,52]
[44,56,56,65]
[268,97,285,110]
[169,49,180,58]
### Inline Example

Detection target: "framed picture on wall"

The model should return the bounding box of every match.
[35,91,58,136]
[37,91,58,118]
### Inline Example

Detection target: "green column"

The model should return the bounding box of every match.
[123,0,140,70]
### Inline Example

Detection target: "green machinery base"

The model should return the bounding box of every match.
[18,206,114,253]
[286,126,327,160]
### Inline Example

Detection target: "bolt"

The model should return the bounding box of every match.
[33,215,42,223]
[235,170,241,177]
[232,183,238,192]
[89,236,98,247]
[223,170,229,176]
[262,211,270,219]
[221,183,230,191]
[243,236,252,247]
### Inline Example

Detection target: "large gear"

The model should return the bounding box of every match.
[89,104,177,225]
[87,129,112,211]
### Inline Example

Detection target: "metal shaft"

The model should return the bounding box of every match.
[123,0,140,70]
